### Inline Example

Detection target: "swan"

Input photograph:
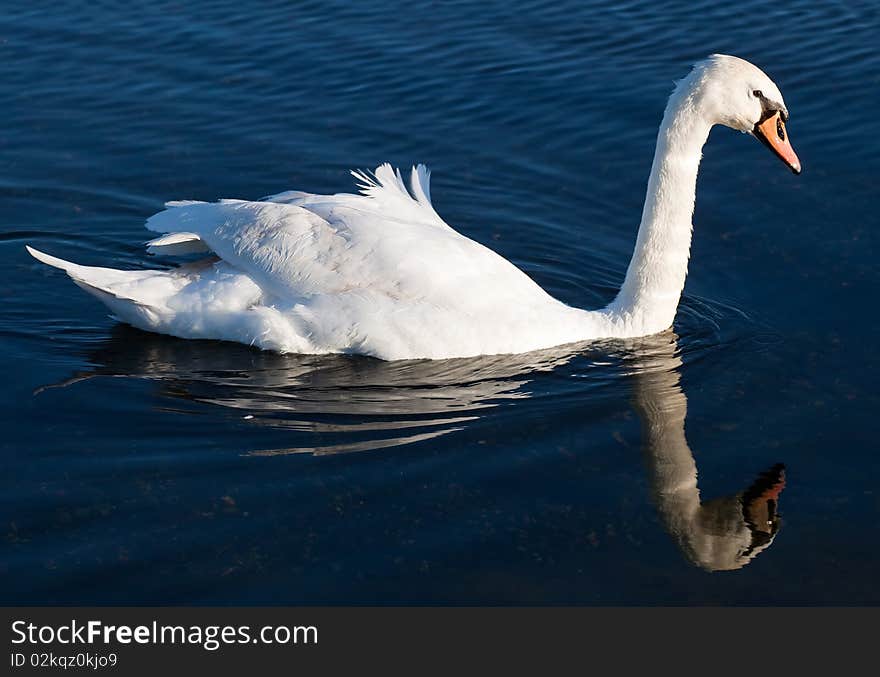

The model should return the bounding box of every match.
[27,54,800,361]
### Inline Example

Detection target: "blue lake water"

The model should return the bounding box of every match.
[1,1,878,604]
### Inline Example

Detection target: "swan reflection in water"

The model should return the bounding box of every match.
[626,337,785,571]
[46,325,784,571]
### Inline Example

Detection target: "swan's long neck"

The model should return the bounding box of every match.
[608,78,713,332]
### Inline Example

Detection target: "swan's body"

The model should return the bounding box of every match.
[28,55,799,360]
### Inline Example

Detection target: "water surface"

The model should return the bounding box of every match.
[1,1,878,604]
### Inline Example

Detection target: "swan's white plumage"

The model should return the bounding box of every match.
[27,56,796,360]
[29,164,613,359]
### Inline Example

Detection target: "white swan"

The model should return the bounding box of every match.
[28,55,800,361]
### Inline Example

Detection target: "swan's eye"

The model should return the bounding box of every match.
[753,89,763,98]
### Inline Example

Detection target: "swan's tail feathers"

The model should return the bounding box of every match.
[27,245,79,274]
[26,246,164,325]
[145,231,211,255]
[26,245,132,290]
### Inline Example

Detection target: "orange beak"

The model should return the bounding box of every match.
[753,111,801,174]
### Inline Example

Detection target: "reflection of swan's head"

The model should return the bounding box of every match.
[685,54,800,173]
[689,464,786,572]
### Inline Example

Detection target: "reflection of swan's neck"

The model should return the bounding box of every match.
[633,363,702,540]
[609,75,713,331]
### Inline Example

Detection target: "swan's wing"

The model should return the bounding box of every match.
[147,199,355,301]
[146,164,554,310]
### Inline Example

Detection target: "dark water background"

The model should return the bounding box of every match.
[1,1,878,604]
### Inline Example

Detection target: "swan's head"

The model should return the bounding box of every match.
[688,54,801,174]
